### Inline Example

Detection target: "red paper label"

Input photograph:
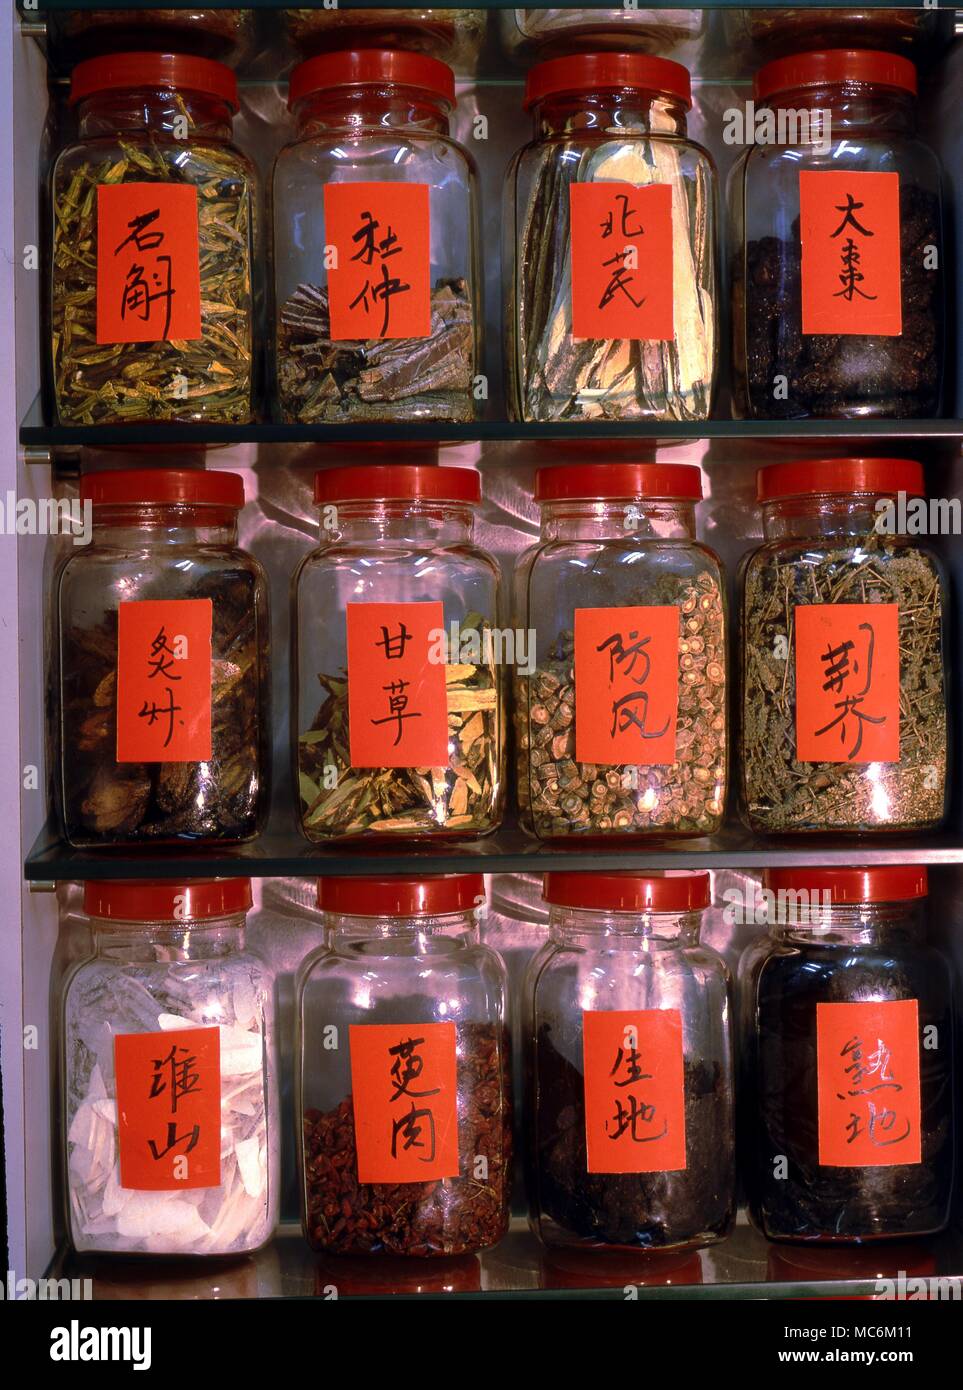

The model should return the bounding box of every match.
[795,603,900,764]
[582,1010,686,1175]
[115,1027,221,1190]
[349,1022,459,1183]
[817,1000,922,1168]
[324,182,431,341]
[574,605,679,765]
[570,182,674,341]
[799,170,902,336]
[96,183,202,345]
[116,598,213,764]
[346,601,448,768]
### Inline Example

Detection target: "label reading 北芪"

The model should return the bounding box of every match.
[569,182,674,342]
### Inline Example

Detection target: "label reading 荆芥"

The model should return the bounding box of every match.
[569,182,674,342]
[794,603,900,764]
[816,999,921,1168]
[582,1009,687,1174]
[345,601,449,769]
[116,598,213,764]
[573,605,679,765]
[799,170,902,337]
[114,1026,221,1190]
[96,183,202,346]
[324,182,431,342]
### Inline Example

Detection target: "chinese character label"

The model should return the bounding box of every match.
[573,605,679,765]
[349,1022,459,1183]
[795,603,899,764]
[96,184,202,345]
[345,601,449,768]
[115,1027,221,1190]
[569,182,674,341]
[582,1010,686,1175]
[324,182,431,341]
[116,598,213,764]
[799,171,902,337]
[817,1000,921,1168]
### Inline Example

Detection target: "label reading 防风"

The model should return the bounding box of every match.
[574,605,679,765]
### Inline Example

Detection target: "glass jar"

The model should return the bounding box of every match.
[732,9,942,60]
[273,49,480,425]
[56,11,255,61]
[294,464,504,842]
[506,53,718,423]
[297,875,512,1256]
[501,9,706,59]
[740,458,948,834]
[745,867,954,1243]
[729,50,944,419]
[517,463,726,840]
[284,9,488,68]
[51,468,270,846]
[50,54,257,426]
[528,872,736,1253]
[63,879,280,1256]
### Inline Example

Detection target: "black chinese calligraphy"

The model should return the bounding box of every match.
[813,622,886,760]
[839,1035,912,1150]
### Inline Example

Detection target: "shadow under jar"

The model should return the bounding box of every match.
[52,468,270,846]
[517,462,727,840]
[63,879,280,1257]
[740,457,948,834]
[49,52,257,426]
[294,464,504,842]
[506,52,718,422]
[729,49,944,419]
[528,871,736,1254]
[297,875,512,1257]
[746,867,954,1244]
[273,48,480,424]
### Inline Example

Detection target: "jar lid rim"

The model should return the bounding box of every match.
[314,464,480,506]
[317,875,485,917]
[288,49,455,110]
[84,879,252,922]
[535,462,702,503]
[80,468,245,509]
[69,52,239,111]
[543,871,710,912]
[754,49,917,102]
[524,52,692,111]
[764,867,928,903]
[757,458,924,503]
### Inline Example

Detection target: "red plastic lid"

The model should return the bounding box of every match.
[70,52,239,111]
[764,867,928,904]
[317,875,486,917]
[757,458,924,504]
[314,464,480,506]
[80,468,245,509]
[542,871,711,913]
[535,463,702,503]
[84,879,253,922]
[525,52,692,111]
[754,49,917,103]
[289,49,455,109]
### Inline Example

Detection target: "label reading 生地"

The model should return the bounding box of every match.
[582,1009,687,1174]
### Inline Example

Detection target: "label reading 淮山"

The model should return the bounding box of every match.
[573,605,679,765]
[817,999,922,1168]
[569,182,675,342]
[582,1009,687,1174]
[114,1026,222,1190]
[799,170,902,337]
[324,182,431,342]
[349,1022,460,1184]
[96,183,202,345]
[794,603,900,764]
[116,598,213,764]
[345,601,449,769]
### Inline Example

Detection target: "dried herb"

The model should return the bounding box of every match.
[51,137,255,425]
[277,278,475,423]
[523,573,726,836]
[298,615,501,840]
[303,1023,511,1257]
[285,7,486,61]
[741,532,946,832]
[735,185,941,418]
[60,9,252,59]
[534,1025,734,1248]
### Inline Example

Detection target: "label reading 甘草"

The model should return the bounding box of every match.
[96,183,202,345]
[345,601,449,769]
[569,182,675,342]
[116,598,213,764]
[582,1009,687,1174]
[114,1026,221,1190]
[324,182,431,342]
[574,605,679,765]
[799,170,902,337]
[349,1022,460,1184]
[794,602,900,764]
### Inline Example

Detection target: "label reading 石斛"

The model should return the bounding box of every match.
[345,601,449,769]
[817,999,922,1168]
[116,598,213,764]
[582,1009,687,1174]
[96,183,202,345]
[794,602,900,764]
[349,1021,460,1184]
[114,1026,222,1190]
[569,182,674,342]
[799,170,902,337]
[573,605,679,765]
[324,182,431,342]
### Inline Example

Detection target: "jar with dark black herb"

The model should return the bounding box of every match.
[740,457,948,834]
[746,867,954,1243]
[297,875,512,1257]
[51,469,270,846]
[730,50,944,419]
[528,872,736,1253]
[50,53,257,425]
